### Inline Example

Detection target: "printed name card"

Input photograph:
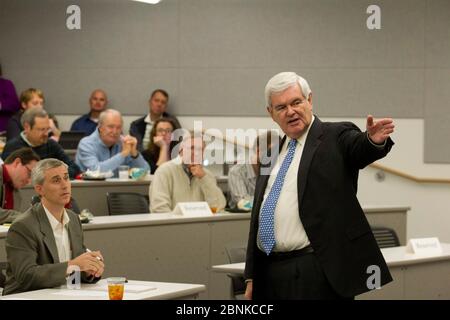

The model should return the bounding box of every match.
[406,237,442,255]
[172,202,213,217]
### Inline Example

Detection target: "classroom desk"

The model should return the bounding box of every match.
[1,280,205,300]
[0,206,410,299]
[211,243,450,300]
[0,212,251,299]
[18,176,229,216]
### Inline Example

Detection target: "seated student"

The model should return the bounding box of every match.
[70,89,108,136]
[150,130,226,213]
[0,63,20,134]
[129,89,181,151]
[1,108,81,179]
[3,158,104,295]
[142,117,177,174]
[6,88,60,141]
[7,88,44,140]
[76,109,149,176]
[228,130,279,209]
[0,148,40,224]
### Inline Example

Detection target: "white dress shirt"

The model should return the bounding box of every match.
[142,114,153,150]
[257,116,316,253]
[43,205,72,262]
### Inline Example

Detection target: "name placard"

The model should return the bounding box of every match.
[172,202,213,217]
[406,237,442,255]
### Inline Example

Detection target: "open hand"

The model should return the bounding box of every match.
[366,115,395,144]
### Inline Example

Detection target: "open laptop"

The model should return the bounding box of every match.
[58,131,86,150]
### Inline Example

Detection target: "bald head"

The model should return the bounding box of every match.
[89,89,108,114]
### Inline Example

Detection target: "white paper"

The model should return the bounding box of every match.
[125,284,157,293]
[83,283,157,293]
[51,290,107,297]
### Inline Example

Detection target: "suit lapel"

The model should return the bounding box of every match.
[67,216,82,259]
[297,117,323,212]
[36,203,60,263]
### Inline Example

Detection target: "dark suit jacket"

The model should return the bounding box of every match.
[5,111,22,141]
[245,117,394,298]
[129,112,181,151]
[3,203,99,295]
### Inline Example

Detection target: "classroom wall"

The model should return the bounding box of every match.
[1,0,450,162]
[1,0,449,242]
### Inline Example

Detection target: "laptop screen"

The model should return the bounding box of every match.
[59,131,86,150]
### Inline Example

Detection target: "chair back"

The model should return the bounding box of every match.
[371,226,400,248]
[106,192,149,215]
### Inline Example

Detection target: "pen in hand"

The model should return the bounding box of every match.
[86,248,103,261]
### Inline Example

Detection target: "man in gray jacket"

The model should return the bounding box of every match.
[0,147,40,224]
[3,158,105,295]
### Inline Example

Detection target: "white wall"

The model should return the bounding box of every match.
[56,114,450,243]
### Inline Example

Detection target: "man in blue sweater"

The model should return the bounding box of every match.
[75,109,149,177]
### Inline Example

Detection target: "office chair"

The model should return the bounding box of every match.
[106,192,149,215]
[371,226,400,248]
[225,244,247,300]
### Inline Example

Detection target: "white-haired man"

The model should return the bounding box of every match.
[245,71,395,300]
[75,109,149,176]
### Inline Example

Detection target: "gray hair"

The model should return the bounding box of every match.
[264,72,312,107]
[21,108,48,128]
[31,158,68,186]
[98,109,123,127]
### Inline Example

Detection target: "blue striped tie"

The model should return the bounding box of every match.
[259,139,297,255]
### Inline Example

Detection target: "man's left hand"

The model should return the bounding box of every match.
[366,115,395,144]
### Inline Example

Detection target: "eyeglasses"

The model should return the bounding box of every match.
[272,98,307,114]
[156,129,173,134]
[24,165,33,178]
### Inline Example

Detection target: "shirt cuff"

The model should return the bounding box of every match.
[367,132,387,149]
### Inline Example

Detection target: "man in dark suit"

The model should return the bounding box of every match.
[129,89,181,151]
[245,72,395,300]
[3,158,104,295]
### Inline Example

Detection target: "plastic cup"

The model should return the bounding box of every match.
[118,165,130,180]
[107,277,126,300]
